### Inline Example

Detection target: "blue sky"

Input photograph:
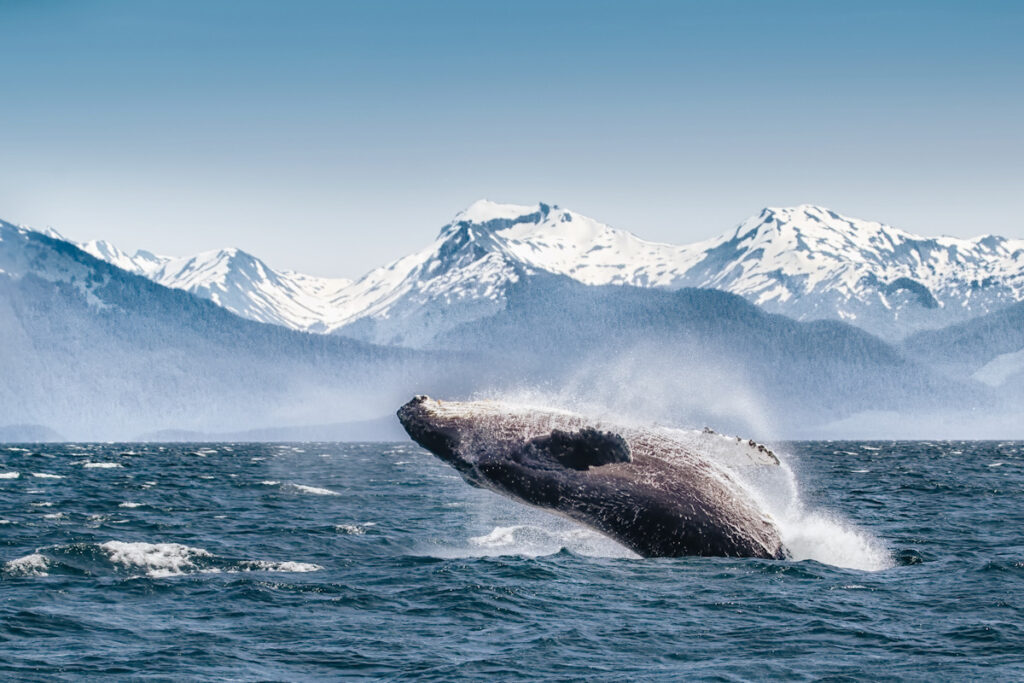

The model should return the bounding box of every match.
[1,1,1021,276]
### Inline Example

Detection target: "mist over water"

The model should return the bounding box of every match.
[486,342,778,440]
[735,456,892,571]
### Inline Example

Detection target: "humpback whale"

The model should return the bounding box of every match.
[397,396,787,559]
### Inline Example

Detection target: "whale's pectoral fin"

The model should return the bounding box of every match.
[529,427,632,471]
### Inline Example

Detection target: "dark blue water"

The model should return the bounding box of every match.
[2,441,1023,680]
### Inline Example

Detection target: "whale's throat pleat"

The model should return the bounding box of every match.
[528,428,632,471]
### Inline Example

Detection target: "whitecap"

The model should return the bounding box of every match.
[118,502,143,508]
[988,462,1006,468]
[289,484,340,496]
[43,512,65,520]
[31,472,64,479]
[82,462,122,469]
[336,522,376,535]
[101,541,213,577]
[236,560,322,573]
[0,471,20,479]
[99,540,322,577]
[3,553,50,576]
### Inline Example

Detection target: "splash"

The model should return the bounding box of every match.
[716,454,892,571]
[437,521,638,560]
[425,492,638,560]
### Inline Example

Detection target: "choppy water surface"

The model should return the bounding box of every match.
[1,441,1023,679]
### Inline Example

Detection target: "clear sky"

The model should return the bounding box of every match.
[1,1,1021,276]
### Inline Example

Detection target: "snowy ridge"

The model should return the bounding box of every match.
[7,201,1024,344]
[78,240,353,332]
[0,220,116,309]
[675,205,1024,338]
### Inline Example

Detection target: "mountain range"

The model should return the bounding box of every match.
[2,201,1022,439]
[50,200,1024,345]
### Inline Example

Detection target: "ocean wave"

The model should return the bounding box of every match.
[100,541,214,577]
[1,541,323,579]
[3,553,50,576]
[287,483,340,496]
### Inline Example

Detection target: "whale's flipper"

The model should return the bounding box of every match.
[529,427,632,470]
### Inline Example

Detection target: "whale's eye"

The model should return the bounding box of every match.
[529,428,631,471]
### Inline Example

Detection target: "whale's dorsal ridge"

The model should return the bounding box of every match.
[529,427,632,471]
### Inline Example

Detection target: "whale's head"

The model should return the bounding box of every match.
[396,395,473,475]
[396,395,632,494]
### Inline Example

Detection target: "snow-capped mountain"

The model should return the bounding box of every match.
[16,200,1024,345]
[307,200,1024,344]
[66,236,352,332]
[687,205,1024,339]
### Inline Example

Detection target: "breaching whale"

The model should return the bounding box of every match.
[397,396,787,559]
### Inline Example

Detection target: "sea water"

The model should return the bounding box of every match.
[1,441,1022,679]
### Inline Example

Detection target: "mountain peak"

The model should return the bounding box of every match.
[757,204,845,224]
[454,199,548,225]
[739,204,903,244]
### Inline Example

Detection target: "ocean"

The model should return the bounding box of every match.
[1,441,1022,680]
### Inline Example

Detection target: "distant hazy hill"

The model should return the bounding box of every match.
[0,221,465,440]
[432,274,986,435]
[0,424,65,442]
[44,201,1024,344]
[134,415,407,443]
[903,300,1024,391]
